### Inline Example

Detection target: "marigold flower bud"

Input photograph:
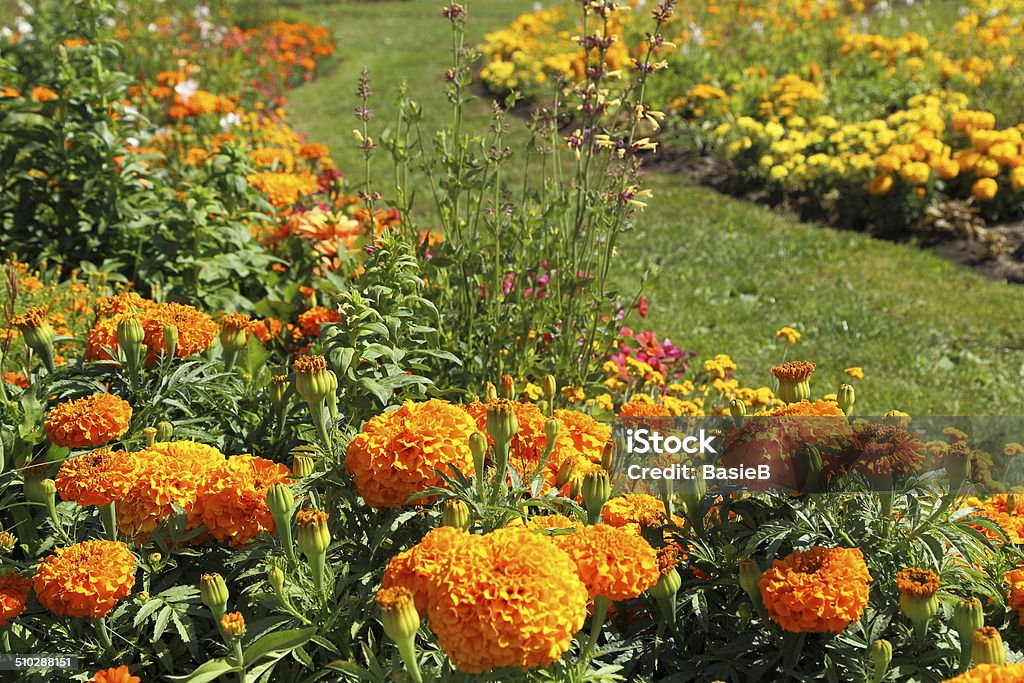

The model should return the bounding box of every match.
[544,418,560,444]
[267,483,295,520]
[376,586,422,682]
[725,395,744,423]
[40,478,57,498]
[897,568,940,642]
[601,440,616,472]
[23,463,48,504]
[483,381,497,401]
[469,432,488,476]
[292,452,315,478]
[771,361,815,403]
[219,313,250,354]
[293,355,333,404]
[954,597,984,672]
[542,375,557,403]
[143,427,157,447]
[270,375,289,410]
[795,446,823,494]
[837,383,855,416]
[220,611,246,641]
[156,421,173,442]
[296,509,331,557]
[973,626,1005,666]
[485,400,519,447]
[947,449,972,491]
[162,324,178,359]
[116,316,144,349]
[148,552,162,566]
[582,469,611,524]
[267,566,285,596]
[680,465,707,517]
[883,410,910,426]
[136,591,149,604]
[869,639,892,683]
[1007,494,1020,517]
[200,573,229,620]
[0,531,16,553]
[556,458,576,488]
[441,499,471,530]
[13,307,56,371]
[500,375,515,399]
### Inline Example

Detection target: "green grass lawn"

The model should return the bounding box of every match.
[285,0,1024,415]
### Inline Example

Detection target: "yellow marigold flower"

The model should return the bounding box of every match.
[775,326,801,344]
[844,367,864,380]
[88,665,140,683]
[941,663,1024,683]
[346,400,477,508]
[899,161,931,186]
[194,455,292,547]
[247,171,319,207]
[868,175,893,196]
[758,546,871,633]
[33,540,136,618]
[45,394,132,449]
[1004,443,1024,457]
[553,409,610,465]
[427,527,587,674]
[383,526,470,614]
[972,177,998,201]
[0,572,31,627]
[554,524,660,601]
[55,447,137,507]
[523,382,543,400]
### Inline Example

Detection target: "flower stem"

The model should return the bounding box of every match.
[232,638,245,683]
[396,638,423,683]
[94,617,113,651]
[99,502,118,541]
[578,596,610,675]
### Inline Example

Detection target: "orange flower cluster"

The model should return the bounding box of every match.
[964,494,1024,543]
[553,408,611,464]
[602,493,671,529]
[44,393,132,449]
[941,663,1024,683]
[194,455,292,547]
[554,524,660,601]
[115,441,226,540]
[385,526,587,674]
[294,305,341,340]
[758,546,872,633]
[0,572,31,627]
[247,171,319,208]
[85,295,218,366]
[89,666,141,683]
[1006,569,1024,625]
[346,400,478,509]
[33,540,136,618]
[55,447,137,507]
[464,399,576,486]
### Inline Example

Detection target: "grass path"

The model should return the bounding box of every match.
[286,0,1024,414]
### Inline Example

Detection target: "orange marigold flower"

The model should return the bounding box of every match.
[383,527,470,613]
[0,572,31,627]
[765,400,844,417]
[55,447,137,507]
[554,524,660,601]
[464,399,576,486]
[1006,569,1024,625]
[30,86,59,102]
[941,663,1024,682]
[896,567,939,598]
[33,540,136,618]
[602,493,670,528]
[10,306,47,330]
[965,494,1024,543]
[194,455,292,547]
[553,409,611,465]
[346,400,477,508]
[89,665,140,683]
[251,317,283,344]
[428,527,587,674]
[141,302,219,364]
[296,305,341,339]
[247,171,319,207]
[44,394,132,449]
[835,422,926,478]
[758,546,872,633]
[116,441,226,540]
[299,143,329,159]
[771,360,816,382]
[4,372,28,389]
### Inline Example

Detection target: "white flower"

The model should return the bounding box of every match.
[174,78,199,103]
[219,112,241,131]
